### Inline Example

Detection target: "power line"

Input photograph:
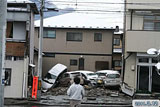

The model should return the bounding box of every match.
[46,1,160,5]
[58,9,124,13]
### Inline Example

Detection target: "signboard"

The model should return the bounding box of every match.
[32,76,38,99]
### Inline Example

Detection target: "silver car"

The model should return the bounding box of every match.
[96,70,122,87]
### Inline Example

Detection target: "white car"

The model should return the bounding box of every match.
[73,70,98,85]
[41,63,67,92]
[96,70,122,87]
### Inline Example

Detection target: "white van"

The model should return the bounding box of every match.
[96,70,121,87]
[41,63,67,92]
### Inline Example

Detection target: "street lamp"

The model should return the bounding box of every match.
[147,48,160,75]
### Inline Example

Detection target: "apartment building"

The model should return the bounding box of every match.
[34,13,118,77]
[124,0,160,93]
[5,0,38,98]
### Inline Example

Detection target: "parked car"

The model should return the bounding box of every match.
[96,70,108,86]
[58,71,81,86]
[74,70,98,86]
[41,63,67,92]
[96,70,122,87]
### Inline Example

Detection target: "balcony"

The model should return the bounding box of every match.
[6,42,26,56]
[126,30,160,52]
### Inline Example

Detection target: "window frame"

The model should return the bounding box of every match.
[113,38,120,46]
[4,68,12,86]
[114,60,122,67]
[6,22,13,38]
[94,33,102,42]
[143,15,160,31]
[43,29,56,39]
[70,59,78,66]
[66,32,82,42]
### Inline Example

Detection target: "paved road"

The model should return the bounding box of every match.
[5,104,132,107]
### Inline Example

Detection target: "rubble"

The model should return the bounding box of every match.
[43,86,120,98]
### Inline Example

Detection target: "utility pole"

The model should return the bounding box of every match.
[121,0,126,81]
[37,0,44,100]
[0,0,7,106]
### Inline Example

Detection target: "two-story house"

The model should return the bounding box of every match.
[34,13,118,77]
[124,0,160,93]
[5,0,38,98]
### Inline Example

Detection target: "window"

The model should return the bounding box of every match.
[13,56,24,61]
[114,38,120,46]
[138,58,149,63]
[66,32,82,41]
[144,15,160,30]
[6,22,13,38]
[152,57,158,63]
[94,33,102,41]
[70,59,78,66]
[6,56,12,60]
[4,68,12,86]
[43,29,56,38]
[114,60,122,67]
[5,56,24,61]
[43,53,55,57]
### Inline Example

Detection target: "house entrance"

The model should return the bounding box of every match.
[137,57,160,92]
[79,57,84,70]
[137,66,150,91]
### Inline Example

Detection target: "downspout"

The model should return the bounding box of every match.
[111,30,114,70]
[22,57,29,98]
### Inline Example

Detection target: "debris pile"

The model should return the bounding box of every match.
[85,87,119,97]
[42,86,120,98]
[50,87,68,96]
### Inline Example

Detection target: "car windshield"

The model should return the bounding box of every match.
[96,73,107,77]
[44,73,57,79]
[87,73,97,76]
[107,74,120,78]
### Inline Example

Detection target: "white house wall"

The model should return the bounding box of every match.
[124,53,137,88]
[7,12,29,21]
[4,60,25,98]
[126,31,160,52]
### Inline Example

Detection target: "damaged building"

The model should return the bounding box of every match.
[4,0,38,98]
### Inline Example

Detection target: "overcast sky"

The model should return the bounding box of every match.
[47,0,124,28]
[8,0,124,28]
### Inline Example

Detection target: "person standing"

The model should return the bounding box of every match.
[67,76,85,107]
